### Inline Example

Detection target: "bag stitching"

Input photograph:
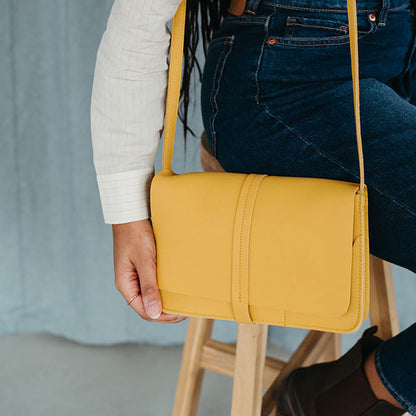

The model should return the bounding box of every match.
[162,304,362,331]
[232,174,252,322]
[239,176,254,304]
[244,174,267,322]
[236,174,258,323]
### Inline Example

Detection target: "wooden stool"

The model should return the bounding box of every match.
[171,132,400,416]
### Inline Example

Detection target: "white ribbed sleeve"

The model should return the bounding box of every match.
[90,0,182,224]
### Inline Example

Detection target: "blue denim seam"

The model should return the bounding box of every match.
[281,18,377,43]
[254,18,416,217]
[374,341,416,415]
[378,0,390,25]
[258,100,416,217]
[209,35,235,48]
[254,16,271,107]
[209,37,235,158]
[247,0,262,14]
[250,5,378,47]
[265,20,378,46]
[287,22,349,33]
[222,16,268,24]
[263,35,370,46]
[261,1,410,13]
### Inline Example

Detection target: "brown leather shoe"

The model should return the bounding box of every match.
[275,326,406,416]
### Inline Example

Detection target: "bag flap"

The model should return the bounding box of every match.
[248,175,357,317]
[150,171,359,319]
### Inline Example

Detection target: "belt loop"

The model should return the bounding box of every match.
[377,0,389,26]
[246,0,262,14]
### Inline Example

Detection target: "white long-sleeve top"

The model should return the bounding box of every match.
[90,0,182,224]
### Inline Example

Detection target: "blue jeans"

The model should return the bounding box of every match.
[200,0,416,413]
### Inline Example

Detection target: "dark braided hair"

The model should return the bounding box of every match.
[178,0,230,158]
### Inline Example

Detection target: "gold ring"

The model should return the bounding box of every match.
[127,293,139,306]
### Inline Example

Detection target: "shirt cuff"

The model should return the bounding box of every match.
[96,169,155,224]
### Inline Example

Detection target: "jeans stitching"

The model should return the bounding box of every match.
[259,102,362,175]
[223,19,267,25]
[265,15,377,46]
[223,16,267,24]
[209,37,235,158]
[208,35,235,48]
[287,21,349,32]
[266,22,377,46]
[374,342,416,414]
[255,9,367,177]
[265,36,362,46]
[262,1,410,13]
[254,19,416,216]
[257,100,416,217]
[254,17,270,104]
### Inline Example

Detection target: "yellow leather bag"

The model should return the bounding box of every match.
[150,0,370,333]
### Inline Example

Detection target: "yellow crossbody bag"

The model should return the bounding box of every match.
[150,0,370,333]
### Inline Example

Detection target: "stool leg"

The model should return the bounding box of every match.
[172,317,214,416]
[319,333,342,362]
[369,255,400,340]
[231,323,268,416]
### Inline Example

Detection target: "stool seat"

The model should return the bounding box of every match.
[171,131,400,416]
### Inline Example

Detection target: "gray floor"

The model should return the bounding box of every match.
[0,333,289,416]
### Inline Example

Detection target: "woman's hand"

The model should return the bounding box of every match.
[112,219,187,323]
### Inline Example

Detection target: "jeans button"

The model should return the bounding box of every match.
[368,13,377,22]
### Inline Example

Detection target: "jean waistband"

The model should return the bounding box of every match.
[246,0,411,13]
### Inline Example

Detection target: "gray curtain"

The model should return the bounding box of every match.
[1,0,415,352]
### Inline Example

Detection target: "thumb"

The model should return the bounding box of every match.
[134,252,162,320]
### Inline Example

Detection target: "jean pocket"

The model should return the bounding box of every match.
[284,16,350,37]
[267,8,378,46]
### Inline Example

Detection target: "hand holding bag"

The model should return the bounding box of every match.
[150,0,370,333]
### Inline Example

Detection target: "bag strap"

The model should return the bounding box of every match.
[161,0,365,193]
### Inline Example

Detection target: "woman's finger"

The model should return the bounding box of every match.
[114,249,183,322]
[128,295,187,323]
[133,247,163,320]
[112,219,185,324]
